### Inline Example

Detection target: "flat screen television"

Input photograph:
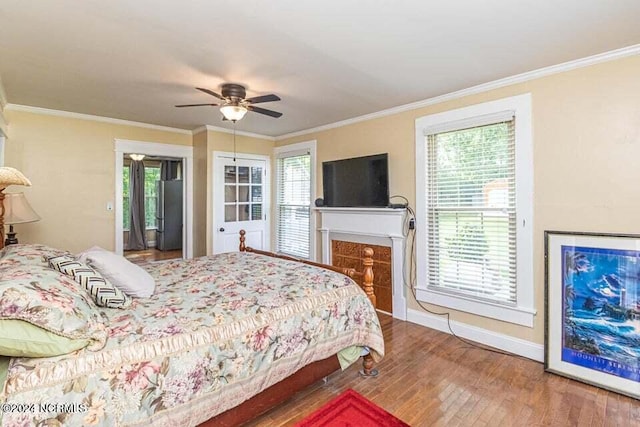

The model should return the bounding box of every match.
[322,153,389,207]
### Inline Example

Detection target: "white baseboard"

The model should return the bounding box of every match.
[406,308,544,362]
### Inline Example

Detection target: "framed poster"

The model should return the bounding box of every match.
[545,231,640,399]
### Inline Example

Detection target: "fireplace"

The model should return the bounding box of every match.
[316,207,407,320]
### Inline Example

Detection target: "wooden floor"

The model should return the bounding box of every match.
[249,314,640,426]
[124,248,182,263]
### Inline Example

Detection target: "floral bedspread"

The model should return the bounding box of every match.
[0,252,384,426]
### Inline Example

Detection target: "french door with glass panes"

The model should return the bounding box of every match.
[213,155,269,254]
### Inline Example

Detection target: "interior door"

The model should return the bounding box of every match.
[214,155,268,254]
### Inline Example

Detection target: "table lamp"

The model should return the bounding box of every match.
[3,192,40,246]
[0,167,32,250]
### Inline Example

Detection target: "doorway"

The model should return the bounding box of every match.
[114,139,194,258]
[213,152,270,254]
[122,154,184,263]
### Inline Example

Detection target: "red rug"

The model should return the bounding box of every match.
[295,389,410,426]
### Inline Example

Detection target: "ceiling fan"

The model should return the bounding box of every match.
[175,83,282,121]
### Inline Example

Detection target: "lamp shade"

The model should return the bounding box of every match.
[0,167,31,190]
[3,193,40,225]
[220,105,248,122]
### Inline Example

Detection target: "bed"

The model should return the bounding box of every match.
[0,232,384,426]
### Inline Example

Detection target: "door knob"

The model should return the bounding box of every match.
[219,227,225,232]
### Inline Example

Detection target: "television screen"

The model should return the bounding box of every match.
[322,153,389,207]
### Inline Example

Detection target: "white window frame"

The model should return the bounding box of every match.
[274,140,317,261]
[415,94,535,327]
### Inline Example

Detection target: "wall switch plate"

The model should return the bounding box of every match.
[106,202,113,211]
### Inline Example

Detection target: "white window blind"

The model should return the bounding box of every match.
[276,152,311,258]
[426,119,517,305]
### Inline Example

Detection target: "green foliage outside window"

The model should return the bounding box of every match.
[123,166,161,230]
[434,122,513,266]
[434,122,511,207]
[445,224,489,264]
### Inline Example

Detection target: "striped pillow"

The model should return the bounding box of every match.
[48,255,131,309]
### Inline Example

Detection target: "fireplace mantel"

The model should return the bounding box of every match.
[316,207,407,320]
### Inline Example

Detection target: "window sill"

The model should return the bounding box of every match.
[415,287,536,327]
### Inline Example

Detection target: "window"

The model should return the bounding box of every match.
[223,164,264,222]
[275,141,316,259]
[415,94,534,327]
[123,165,161,230]
[427,120,515,303]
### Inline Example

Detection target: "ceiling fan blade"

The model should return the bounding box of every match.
[196,87,225,100]
[245,94,281,104]
[247,105,283,118]
[175,103,219,107]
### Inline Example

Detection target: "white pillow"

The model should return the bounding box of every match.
[77,247,155,298]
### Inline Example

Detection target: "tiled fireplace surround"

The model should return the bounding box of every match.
[316,207,407,320]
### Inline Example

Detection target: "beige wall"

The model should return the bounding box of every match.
[192,130,208,257]
[204,130,274,255]
[2,112,274,257]
[277,55,640,345]
[4,110,191,253]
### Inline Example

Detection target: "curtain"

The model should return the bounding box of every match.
[127,160,148,250]
[160,160,181,181]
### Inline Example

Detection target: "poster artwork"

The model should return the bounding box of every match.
[561,245,640,382]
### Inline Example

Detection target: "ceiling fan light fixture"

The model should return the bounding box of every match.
[178,85,281,120]
[220,105,248,122]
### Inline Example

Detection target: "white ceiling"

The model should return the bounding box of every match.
[1,1,640,137]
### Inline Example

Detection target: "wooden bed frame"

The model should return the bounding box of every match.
[199,230,379,426]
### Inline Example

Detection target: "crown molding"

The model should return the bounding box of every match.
[3,42,638,142]
[1,104,274,140]
[275,43,640,141]
[4,104,192,135]
[199,124,275,141]
[191,125,207,135]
